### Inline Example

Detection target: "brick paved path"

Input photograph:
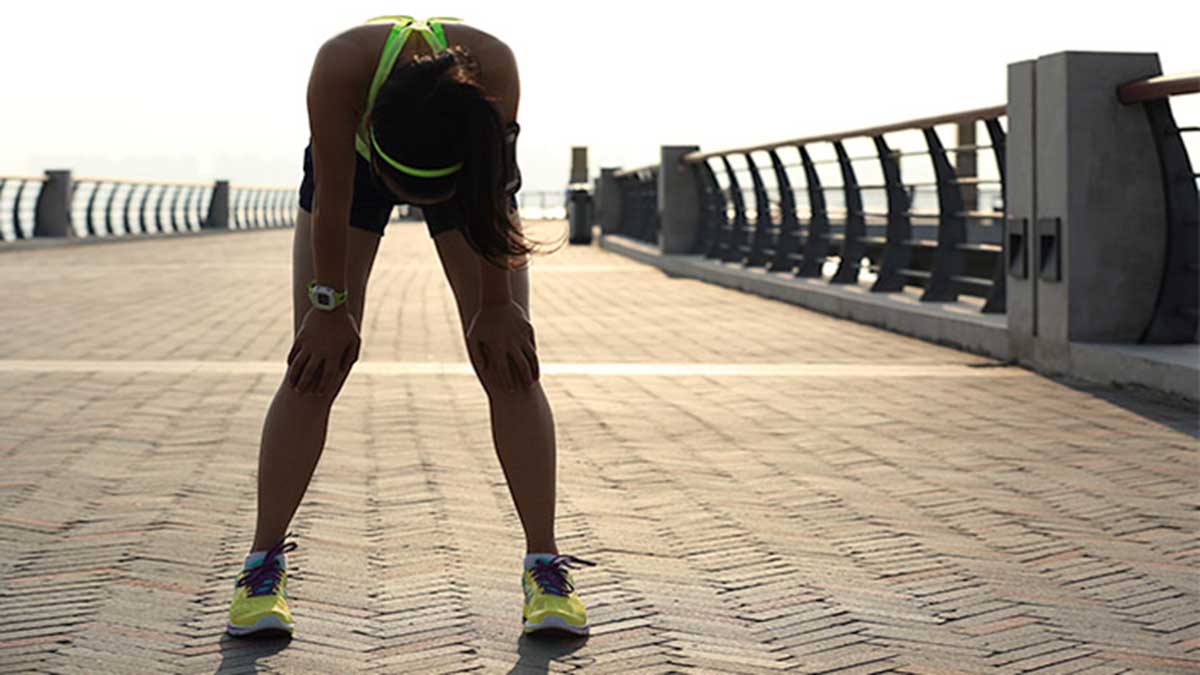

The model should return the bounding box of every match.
[1,222,1197,674]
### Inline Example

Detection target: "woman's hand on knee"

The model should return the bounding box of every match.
[465,301,538,393]
[286,306,362,396]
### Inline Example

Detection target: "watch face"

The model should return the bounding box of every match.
[317,291,332,306]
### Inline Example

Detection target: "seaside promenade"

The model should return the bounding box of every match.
[1,221,1197,673]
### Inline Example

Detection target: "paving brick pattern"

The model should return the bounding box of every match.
[1,222,1197,673]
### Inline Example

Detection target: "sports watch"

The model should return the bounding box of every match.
[307,280,348,311]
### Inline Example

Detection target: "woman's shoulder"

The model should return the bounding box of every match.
[444,22,515,68]
[317,23,392,64]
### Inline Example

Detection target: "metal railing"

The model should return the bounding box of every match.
[611,164,659,244]
[1117,72,1199,343]
[0,175,45,241]
[607,71,1196,332]
[69,177,215,236]
[611,107,1009,311]
[516,190,567,221]
[227,183,299,230]
[1,173,570,243]
[0,172,296,242]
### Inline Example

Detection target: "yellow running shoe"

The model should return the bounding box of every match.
[522,554,598,636]
[226,534,298,637]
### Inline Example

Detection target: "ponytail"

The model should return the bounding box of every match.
[371,46,547,268]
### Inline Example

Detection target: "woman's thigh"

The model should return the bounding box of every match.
[432,227,531,336]
[291,208,383,337]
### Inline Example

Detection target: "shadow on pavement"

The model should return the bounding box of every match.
[213,631,292,673]
[1055,375,1200,438]
[511,630,589,673]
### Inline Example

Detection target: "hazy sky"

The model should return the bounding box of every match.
[2,1,1196,192]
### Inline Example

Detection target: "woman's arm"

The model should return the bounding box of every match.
[476,41,521,302]
[306,35,368,291]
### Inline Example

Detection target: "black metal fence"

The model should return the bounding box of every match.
[1,174,570,243]
[228,184,299,230]
[609,77,1197,334]
[0,175,44,241]
[614,106,1010,313]
[0,173,295,242]
[68,178,216,236]
[612,165,658,244]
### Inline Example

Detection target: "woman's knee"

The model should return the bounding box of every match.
[278,362,355,407]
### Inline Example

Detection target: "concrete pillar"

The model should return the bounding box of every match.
[596,167,622,234]
[570,147,588,185]
[1032,51,1164,372]
[658,145,701,254]
[33,170,73,237]
[204,180,229,229]
[1006,60,1037,364]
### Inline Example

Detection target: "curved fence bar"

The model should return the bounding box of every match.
[71,177,216,237]
[3,169,568,244]
[0,172,307,244]
[0,175,46,240]
[511,190,566,220]
[227,184,296,231]
[643,106,1009,314]
[612,164,659,244]
[1119,72,1199,343]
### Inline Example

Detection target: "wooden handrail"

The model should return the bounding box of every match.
[613,163,658,178]
[73,176,214,188]
[1118,71,1200,105]
[681,105,1006,164]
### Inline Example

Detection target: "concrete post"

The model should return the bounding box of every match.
[658,145,701,254]
[33,170,73,237]
[596,167,622,234]
[1006,60,1037,364]
[204,180,229,229]
[1032,51,1164,372]
[569,147,588,185]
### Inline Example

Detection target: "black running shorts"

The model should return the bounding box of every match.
[297,124,522,238]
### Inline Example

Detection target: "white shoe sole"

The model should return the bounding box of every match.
[523,613,589,635]
[226,614,294,637]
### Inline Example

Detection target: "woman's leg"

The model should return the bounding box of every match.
[250,208,382,551]
[432,225,558,556]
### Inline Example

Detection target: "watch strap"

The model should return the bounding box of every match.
[307,280,348,309]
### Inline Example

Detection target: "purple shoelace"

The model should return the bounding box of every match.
[236,533,298,598]
[529,554,597,596]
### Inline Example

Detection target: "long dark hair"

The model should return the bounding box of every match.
[368,45,544,268]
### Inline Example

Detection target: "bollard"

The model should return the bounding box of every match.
[33,170,73,237]
[657,145,701,254]
[566,183,593,244]
[204,180,230,229]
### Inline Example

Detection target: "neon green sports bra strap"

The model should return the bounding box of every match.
[356,16,465,159]
[424,17,462,51]
[364,22,410,119]
[362,15,463,108]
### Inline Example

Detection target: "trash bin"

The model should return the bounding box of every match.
[566,183,593,245]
